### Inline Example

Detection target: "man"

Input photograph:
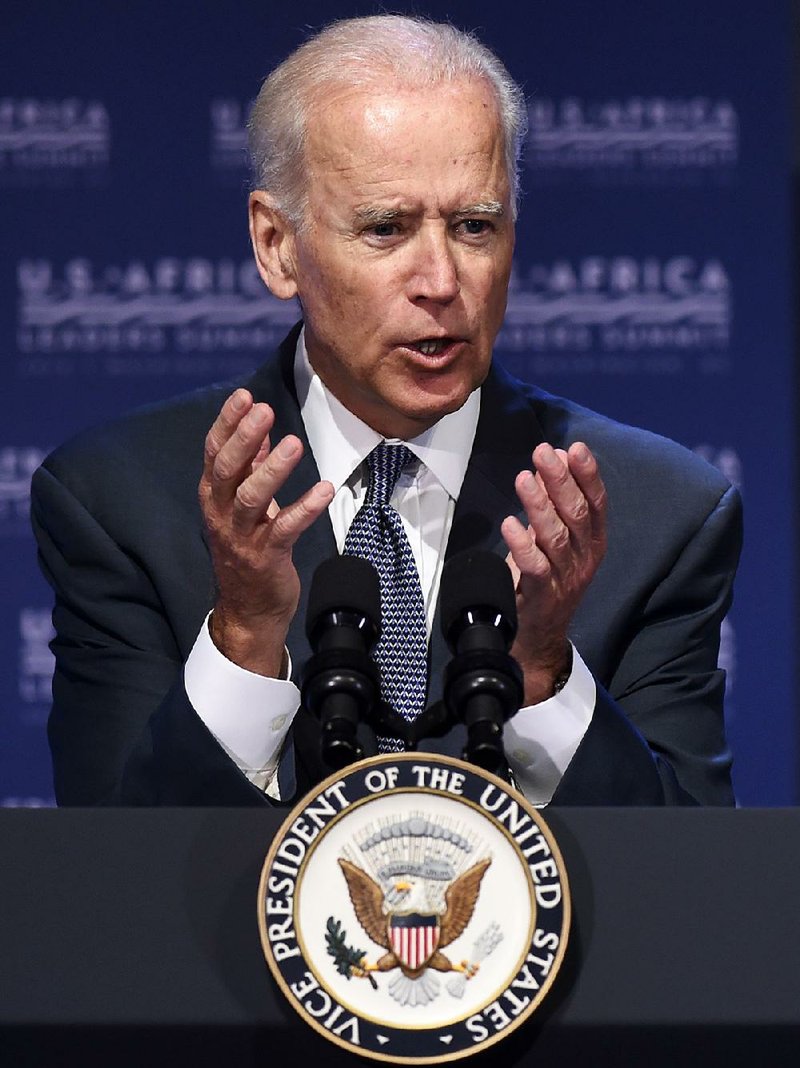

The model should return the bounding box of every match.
[31,16,741,807]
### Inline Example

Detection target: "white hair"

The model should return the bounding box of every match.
[248,14,528,228]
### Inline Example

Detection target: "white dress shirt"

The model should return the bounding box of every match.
[185,332,595,804]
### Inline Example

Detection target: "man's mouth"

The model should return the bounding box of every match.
[409,337,456,356]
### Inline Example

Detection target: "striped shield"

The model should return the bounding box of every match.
[389,913,441,971]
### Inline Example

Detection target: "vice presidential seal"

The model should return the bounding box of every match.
[257,754,570,1063]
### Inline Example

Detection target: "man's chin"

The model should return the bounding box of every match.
[388,389,475,438]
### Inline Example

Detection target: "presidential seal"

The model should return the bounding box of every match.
[257,754,570,1063]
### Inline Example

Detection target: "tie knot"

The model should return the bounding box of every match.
[365,442,414,507]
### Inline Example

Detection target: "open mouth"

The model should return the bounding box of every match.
[408,337,458,357]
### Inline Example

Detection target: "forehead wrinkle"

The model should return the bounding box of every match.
[303,87,513,227]
[307,94,507,177]
[311,105,504,168]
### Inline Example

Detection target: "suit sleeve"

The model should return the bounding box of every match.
[553,483,742,806]
[31,463,279,806]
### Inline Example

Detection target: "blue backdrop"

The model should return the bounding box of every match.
[1,1,794,805]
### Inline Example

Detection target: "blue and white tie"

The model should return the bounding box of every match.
[343,443,427,752]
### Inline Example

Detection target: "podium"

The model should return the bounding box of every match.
[2,808,799,1066]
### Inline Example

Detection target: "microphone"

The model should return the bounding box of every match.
[440,550,523,773]
[301,556,382,769]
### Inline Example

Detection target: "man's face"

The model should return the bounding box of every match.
[275,79,515,439]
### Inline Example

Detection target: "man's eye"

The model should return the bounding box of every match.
[369,223,399,238]
[458,219,491,236]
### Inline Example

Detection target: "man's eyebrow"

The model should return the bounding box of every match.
[352,202,506,227]
[352,206,408,227]
[452,201,505,219]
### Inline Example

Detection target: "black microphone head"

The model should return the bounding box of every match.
[440,550,517,649]
[306,555,381,643]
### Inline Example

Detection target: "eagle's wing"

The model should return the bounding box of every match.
[337,858,390,949]
[439,859,492,948]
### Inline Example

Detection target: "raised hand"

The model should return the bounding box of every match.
[501,441,607,705]
[198,388,334,676]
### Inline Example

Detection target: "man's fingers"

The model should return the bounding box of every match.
[231,434,303,534]
[510,442,607,577]
[501,515,550,581]
[207,402,275,505]
[267,481,336,550]
[533,443,591,532]
[515,466,573,565]
[203,389,252,474]
[251,434,271,473]
[566,442,607,545]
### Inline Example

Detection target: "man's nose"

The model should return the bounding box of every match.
[409,228,460,304]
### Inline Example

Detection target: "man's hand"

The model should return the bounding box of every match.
[501,442,607,705]
[198,388,334,677]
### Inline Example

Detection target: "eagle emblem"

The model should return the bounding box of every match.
[327,814,499,1006]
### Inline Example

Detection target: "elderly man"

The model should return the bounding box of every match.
[31,16,741,807]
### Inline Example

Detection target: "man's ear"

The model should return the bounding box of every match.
[248,191,299,300]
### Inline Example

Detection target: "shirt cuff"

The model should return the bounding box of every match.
[504,644,595,807]
[184,614,300,780]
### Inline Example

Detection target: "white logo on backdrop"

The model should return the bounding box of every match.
[0,98,110,177]
[497,256,730,361]
[527,97,738,179]
[16,257,298,375]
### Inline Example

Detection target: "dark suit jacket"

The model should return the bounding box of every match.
[31,325,741,806]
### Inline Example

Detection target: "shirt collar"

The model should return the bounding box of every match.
[294,328,480,499]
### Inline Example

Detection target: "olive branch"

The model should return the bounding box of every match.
[325,917,378,989]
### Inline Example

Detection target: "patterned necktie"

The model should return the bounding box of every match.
[343,443,427,752]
